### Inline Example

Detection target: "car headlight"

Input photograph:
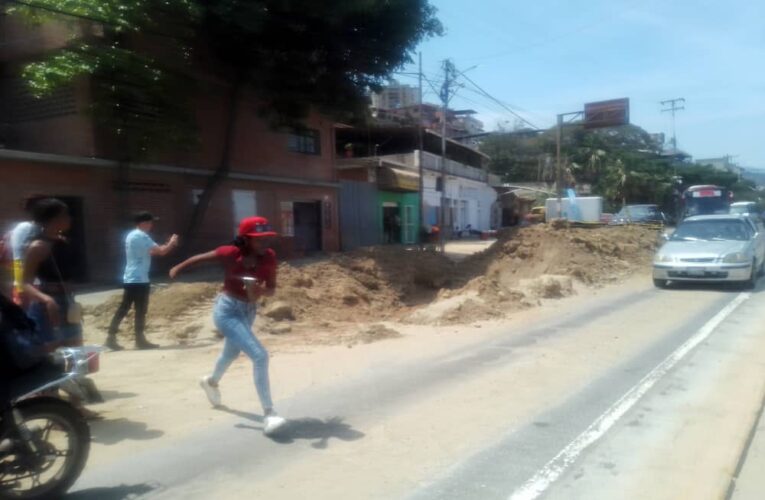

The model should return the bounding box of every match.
[722,252,749,264]
[655,254,674,263]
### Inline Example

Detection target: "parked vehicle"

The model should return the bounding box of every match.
[610,204,666,225]
[652,214,765,288]
[524,206,546,225]
[729,201,764,230]
[681,185,731,219]
[730,201,759,216]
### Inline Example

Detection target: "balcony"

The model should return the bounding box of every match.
[337,149,489,184]
[378,151,487,183]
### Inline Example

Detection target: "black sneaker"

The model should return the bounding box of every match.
[105,337,124,351]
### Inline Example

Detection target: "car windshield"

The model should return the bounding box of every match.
[730,205,755,215]
[685,197,729,216]
[671,220,752,242]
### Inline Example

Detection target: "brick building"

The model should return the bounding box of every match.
[0,15,340,282]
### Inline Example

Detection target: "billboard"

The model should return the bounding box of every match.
[584,98,629,129]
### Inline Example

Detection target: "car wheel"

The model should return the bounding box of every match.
[653,278,668,289]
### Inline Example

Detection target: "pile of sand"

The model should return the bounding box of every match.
[85,224,660,343]
[84,283,220,344]
[84,247,455,344]
[267,247,456,324]
[469,223,659,286]
[421,224,660,323]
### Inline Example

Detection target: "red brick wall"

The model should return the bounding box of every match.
[0,158,339,282]
[0,17,74,62]
[157,87,338,183]
[338,168,371,182]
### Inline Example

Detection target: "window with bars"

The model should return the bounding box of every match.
[287,128,321,155]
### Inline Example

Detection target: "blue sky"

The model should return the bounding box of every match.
[402,0,765,168]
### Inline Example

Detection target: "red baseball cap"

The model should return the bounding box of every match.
[238,216,278,238]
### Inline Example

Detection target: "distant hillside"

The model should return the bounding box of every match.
[743,169,765,187]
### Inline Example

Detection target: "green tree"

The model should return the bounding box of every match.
[10,0,442,246]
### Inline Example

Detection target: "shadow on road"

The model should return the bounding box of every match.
[97,390,138,401]
[216,405,264,423]
[66,483,157,499]
[228,412,365,449]
[90,418,164,445]
[662,282,759,293]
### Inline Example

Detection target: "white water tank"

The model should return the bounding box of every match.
[545,196,603,223]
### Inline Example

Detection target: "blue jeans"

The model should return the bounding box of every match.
[27,293,82,345]
[211,293,274,411]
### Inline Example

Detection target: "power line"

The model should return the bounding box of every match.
[458,86,549,126]
[455,70,540,130]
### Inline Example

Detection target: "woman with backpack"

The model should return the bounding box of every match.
[169,216,287,436]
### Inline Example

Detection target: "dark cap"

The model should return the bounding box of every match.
[134,211,159,224]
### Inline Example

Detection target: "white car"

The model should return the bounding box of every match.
[653,215,765,288]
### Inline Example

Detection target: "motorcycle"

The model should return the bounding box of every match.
[0,347,99,499]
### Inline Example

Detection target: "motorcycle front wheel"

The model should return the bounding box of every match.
[0,398,90,499]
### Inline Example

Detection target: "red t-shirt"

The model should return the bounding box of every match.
[215,246,277,301]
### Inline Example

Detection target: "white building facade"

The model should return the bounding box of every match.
[378,150,498,232]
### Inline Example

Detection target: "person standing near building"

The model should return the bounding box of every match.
[106,211,178,351]
[168,216,287,436]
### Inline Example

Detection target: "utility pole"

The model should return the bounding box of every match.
[661,98,685,151]
[439,59,456,251]
[554,111,583,218]
[417,52,424,245]
[556,114,563,217]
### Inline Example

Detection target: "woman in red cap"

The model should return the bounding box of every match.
[169,216,286,436]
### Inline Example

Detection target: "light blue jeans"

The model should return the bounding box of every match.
[211,293,273,411]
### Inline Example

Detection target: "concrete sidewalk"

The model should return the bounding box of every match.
[728,394,765,499]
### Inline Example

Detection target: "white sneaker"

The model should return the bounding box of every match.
[264,413,287,436]
[199,376,221,407]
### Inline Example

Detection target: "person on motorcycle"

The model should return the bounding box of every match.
[168,216,287,436]
[21,199,82,349]
[1,291,92,499]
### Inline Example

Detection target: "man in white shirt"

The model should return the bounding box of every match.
[107,211,178,350]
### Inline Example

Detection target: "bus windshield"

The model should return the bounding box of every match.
[684,189,729,217]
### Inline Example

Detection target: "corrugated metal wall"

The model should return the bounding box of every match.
[339,180,379,250]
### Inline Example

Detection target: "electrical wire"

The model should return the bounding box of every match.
[455,69,540,130]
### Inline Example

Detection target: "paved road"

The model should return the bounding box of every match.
[68,280,765,499]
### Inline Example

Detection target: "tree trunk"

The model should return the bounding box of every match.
[180,80,243,255]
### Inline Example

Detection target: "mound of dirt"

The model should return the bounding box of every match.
[85,282,220,344]
[454,224,659,310]
[266,247,456,323]
[84,224,660,343]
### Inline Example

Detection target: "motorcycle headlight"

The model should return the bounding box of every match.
[722,252,749,264]
[655,254,674,263]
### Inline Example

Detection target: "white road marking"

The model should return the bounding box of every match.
[508,292,752,500]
